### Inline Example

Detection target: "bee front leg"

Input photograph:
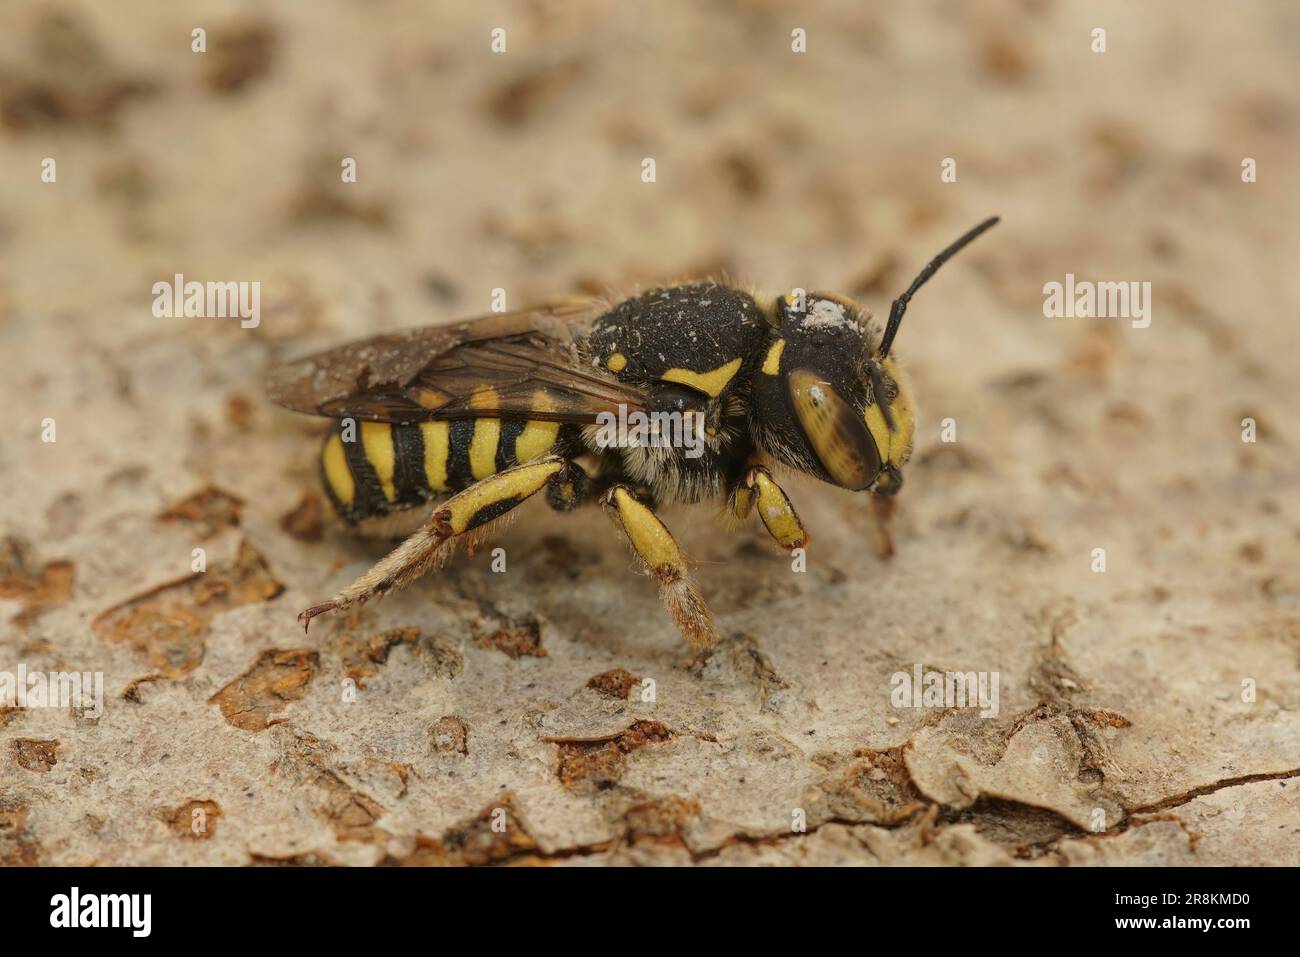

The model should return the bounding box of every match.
[603,485,717,648]
[298,457,567,630]
[733,466,809,551]
[869,465,903,560]
[869,492,897,560]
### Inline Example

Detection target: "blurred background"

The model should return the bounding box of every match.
[3,1,1297,516]
[1,1,1297,865]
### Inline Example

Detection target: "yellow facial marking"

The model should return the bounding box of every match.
[864,404,889,454]
[788,369,879,491]
[419,421,450,491]
[360,421,397,501]
[609,487,681,570]
[606,352,628,372]
[444,460,562,534]
[747,470,806,549]
[661,356,743,397]
[515,420,560,463]
[322,433,354,506]
[761,339,785,376]
[863,357,915,469]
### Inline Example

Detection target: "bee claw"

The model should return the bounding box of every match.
[298,601,338,632]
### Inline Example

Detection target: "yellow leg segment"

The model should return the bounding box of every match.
[742,467,809,550]
[299,457,565,630]
[604,486,717,648]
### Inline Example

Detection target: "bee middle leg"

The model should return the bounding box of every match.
[299,456,571,630]
[603,485,717,648]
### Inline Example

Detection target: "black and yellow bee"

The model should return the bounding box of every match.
[267,217,999,647]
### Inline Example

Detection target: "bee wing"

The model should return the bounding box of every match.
[266,298,650,424]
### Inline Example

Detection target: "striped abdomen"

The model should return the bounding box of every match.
[320,417,563,524]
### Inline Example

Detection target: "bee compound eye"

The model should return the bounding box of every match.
[786,368,881,490]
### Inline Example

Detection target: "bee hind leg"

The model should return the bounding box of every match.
[603,485,717,649]
[298,457,569,631]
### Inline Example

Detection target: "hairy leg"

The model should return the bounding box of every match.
[603,485,717,648]
[299,457,571,630]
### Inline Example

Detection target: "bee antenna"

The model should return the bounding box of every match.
[878,216,1000,359]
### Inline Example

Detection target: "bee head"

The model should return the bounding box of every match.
[750,292,911,492]
[749,217,998,495]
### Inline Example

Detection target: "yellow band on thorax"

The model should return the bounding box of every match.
[661,356,743,397]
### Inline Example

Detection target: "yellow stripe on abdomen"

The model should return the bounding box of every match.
[469,419,500,479]
[322,433,355,506]
[420,421,450,491]
[514,420,560,463]
[468,389,502,480]
[360,421,398,501]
